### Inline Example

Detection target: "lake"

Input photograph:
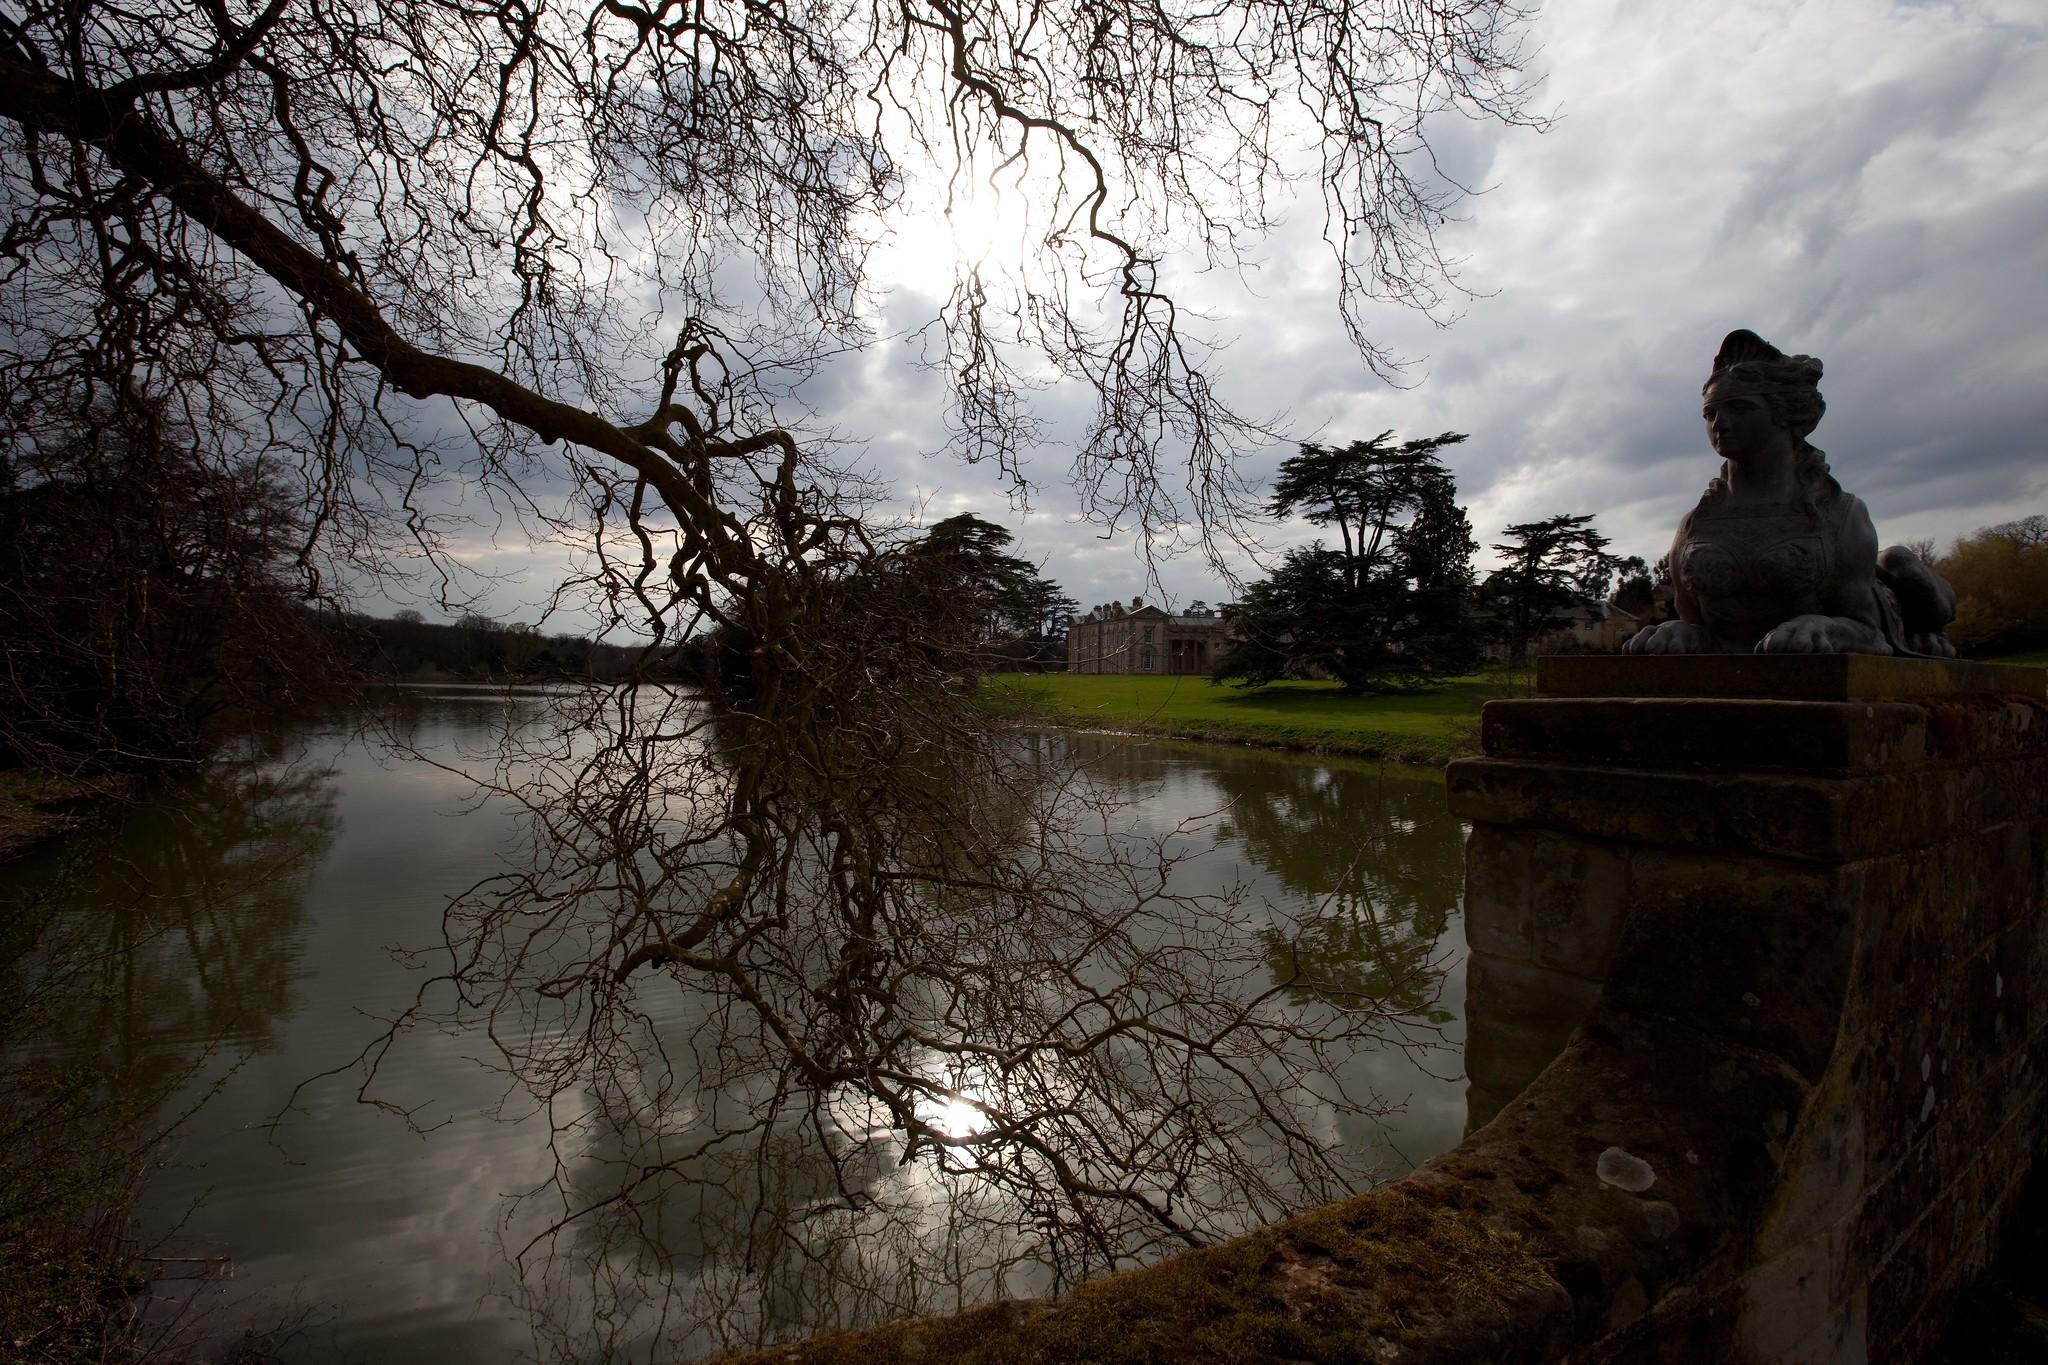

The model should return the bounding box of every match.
[0,686,1474,1361]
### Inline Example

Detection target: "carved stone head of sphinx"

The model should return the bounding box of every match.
[1625,329,1956,658]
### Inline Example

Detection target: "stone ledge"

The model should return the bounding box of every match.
[1481,695,2048,775]
[1447,753,2048,861]
[1481,699,1931,772]
[720,1011,1809,1365]
[1536,654,2046,701]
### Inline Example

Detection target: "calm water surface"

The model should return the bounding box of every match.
[3,688,1474,1361]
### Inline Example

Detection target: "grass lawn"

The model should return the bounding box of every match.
[993,648,2047,763]
[1981,647,2048,669]
[986,670,1519,764]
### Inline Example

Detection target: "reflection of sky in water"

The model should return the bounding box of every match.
[1053,734,1470,1174]
[4,694,1472,1362]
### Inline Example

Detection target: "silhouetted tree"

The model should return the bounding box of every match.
[689,514,1076,695]
[908,515,1035,642]
[1266,433,1466,585]
[1611,554,1655,618]
[1482,514,1617,662]
[1215,433,1480,690]
[1009,578,1082,667]
[909,515,1076,669]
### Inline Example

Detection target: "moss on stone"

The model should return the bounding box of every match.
[721,1186,1553,1365]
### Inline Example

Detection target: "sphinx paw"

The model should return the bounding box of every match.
[1759,615,1838,653]
[1760,615,1888,654]
[1625,621,1709,655]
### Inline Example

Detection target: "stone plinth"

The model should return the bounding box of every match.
[1535,653,2046,701]
[1454,655,2048,1363]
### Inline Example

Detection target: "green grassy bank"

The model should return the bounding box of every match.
[987,671,1516,764]
[993,647,2048,764]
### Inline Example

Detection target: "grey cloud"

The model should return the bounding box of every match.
[375,0,2048,627]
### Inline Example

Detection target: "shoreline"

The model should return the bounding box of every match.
[1008,712,1470,768]
[986,672,1508,768]
[988,651,2045,764]
[0,770,132,863]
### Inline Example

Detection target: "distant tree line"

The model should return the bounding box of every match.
[0,398,1073,775]
[346,610,652,683]
[0,406,663,774]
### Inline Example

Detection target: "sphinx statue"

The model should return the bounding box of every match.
[1626,329,1956,657]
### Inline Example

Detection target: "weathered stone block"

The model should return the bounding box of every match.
[1534,654,2046,701]
[1464,825,1532,959]
[1601,851,1853,1081]
[2030,873,2048,1011]
[1767,1289,1866,1365]
[1918,694,2048,761]
[1841,835,2011,1041]
[1463,951,1604,1113]
[1852,1045,2036,1291]
[1481,698,1931,772]
[1530,836,1631,980]
[1861,1013,1978,1180]
[1465,827,1632,981]
[1990,914,2038,1049]
[1756,1072,1865,1260]
[1456,682,2048,1365]
[1857,1095,2029,1363]
[1954,933,2019,1074]
[1738,1230,1837,1360]
[1448,759,1854,860]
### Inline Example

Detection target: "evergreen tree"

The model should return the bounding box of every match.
[909,514,1074,658]
[1214,433,1480,691]
[1610,554,1655,618]
[1482,514,1617,661]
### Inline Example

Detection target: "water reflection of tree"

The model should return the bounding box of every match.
[0,761,337,1307]
[47,766,335,1063]
[1205,756,1462,1022]
[351,686,1440,1360]
[520,1080,948,1360]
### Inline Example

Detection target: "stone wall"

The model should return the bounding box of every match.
[728,657,2048,1365]
[1453,657,2048,1363]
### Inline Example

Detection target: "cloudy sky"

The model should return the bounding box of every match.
[430,0,2047,630]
